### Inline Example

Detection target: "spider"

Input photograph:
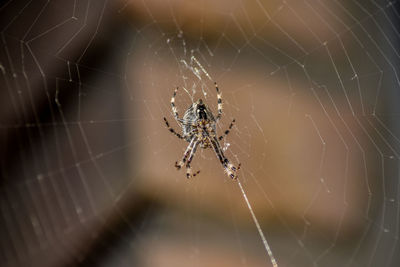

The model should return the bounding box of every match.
[163,82,241,179]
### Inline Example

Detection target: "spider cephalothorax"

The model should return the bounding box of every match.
[163,82,240,179]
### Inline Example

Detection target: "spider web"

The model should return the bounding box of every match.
[1,0,400,266]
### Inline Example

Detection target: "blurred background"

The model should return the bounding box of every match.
[1,0,400,266]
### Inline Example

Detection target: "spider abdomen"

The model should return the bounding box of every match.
[164,83,240,179]
[182,101,216,142]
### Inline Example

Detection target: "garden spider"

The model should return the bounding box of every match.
[163,82,241,179]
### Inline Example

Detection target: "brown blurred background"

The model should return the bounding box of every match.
[1,0,400,266]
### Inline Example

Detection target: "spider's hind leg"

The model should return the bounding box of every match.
[215,82,223,121]
[171,87,180,121]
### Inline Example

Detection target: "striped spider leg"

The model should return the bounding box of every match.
[164,83,240,179]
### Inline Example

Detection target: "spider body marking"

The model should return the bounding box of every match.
[163,82,240,179]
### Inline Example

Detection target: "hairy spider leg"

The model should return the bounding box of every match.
[210,137,240,179]
[175,136,198,170]
[171,87,180,121]
[218,119,236,141]
[215,82,223,121]
[185,141,201,178]
[164,117,184,139]
[212,137,240,172]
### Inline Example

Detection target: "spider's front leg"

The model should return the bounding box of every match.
[218,119,236,141]
[175,137,197,170]
[185,141,200,178]
[211,137,241,179]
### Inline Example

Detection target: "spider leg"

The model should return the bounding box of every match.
[171,87,180,122]
[210,137,240,179]
[185,140,201,179]
[215,82,223,121]
[218,119,235,141]
[175,137,197,170]
[164,117,184,139]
